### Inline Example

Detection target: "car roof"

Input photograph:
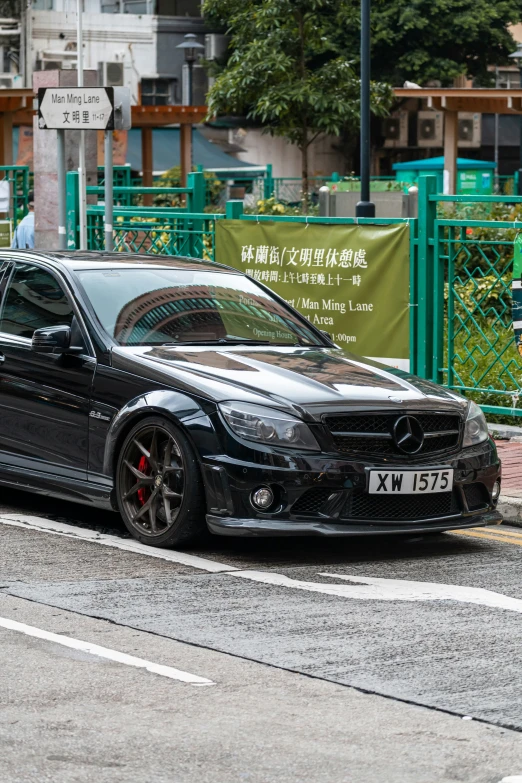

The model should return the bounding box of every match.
[0,250,240,275]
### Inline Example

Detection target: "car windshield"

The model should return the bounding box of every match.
[76,267,322,347]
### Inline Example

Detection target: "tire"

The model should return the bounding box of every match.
[115,416,207,548]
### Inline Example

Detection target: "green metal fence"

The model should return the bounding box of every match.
[0,165,30,228]
[417,176,522,418]
[87,208,221,259]
[67,169,207,250]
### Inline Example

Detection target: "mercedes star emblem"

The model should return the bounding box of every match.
[393,415,424,454]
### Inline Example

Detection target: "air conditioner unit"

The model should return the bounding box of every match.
[458,112,481,148]
[43,60,64,71]
[182,63,208,106]
[98,61,124,88]
[37,50,77,70]
[205,33,228,61]
[0,74,15,89]
[383,111,408,148]
[417,111,443,147]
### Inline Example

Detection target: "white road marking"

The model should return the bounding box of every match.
[231,571,522,615]
[5,513,522,617]
[0,514,235,573]
[498,778,522,782]
[0,615,214,685]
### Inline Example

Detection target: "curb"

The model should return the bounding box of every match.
[498,494,522,528]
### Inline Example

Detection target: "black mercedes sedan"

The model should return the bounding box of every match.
[0,250,501,547]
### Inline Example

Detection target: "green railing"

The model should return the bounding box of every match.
[67,169,207,250]
[97,165,133,205]
[417,176,522,418]
[87,208,221,260]
[0,165,30,228]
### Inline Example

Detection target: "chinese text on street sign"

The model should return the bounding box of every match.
[38,87,115,130]
[216,221,410,369]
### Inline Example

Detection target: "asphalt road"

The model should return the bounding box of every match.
[1,486,522,783]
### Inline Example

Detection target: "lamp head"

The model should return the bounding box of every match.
[176,33,205,63]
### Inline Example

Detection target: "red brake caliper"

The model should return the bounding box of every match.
[137,456,150,506]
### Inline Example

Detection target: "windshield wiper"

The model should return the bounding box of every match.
[160,338,273,346]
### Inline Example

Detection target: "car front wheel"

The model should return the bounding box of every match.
[116,417,206,547]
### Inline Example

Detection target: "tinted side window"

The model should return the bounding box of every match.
[0,263,74,339]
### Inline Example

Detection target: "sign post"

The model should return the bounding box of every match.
[57,128,66,249]
[38,85,131,253]
[104,130,113,251]
[38,87,117,131]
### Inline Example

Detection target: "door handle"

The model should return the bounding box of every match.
[0,353,5,363]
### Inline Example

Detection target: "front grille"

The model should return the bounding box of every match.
[341,490,460,521]
[464,482,490,511]
[325,412,461,458]
[291,488,334,515]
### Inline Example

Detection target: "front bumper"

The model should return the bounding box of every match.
[207,509,502,537]
[200,437,502,538]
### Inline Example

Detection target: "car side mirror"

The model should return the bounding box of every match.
[32,325,79,355]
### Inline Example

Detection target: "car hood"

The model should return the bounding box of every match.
[111,345,467,420]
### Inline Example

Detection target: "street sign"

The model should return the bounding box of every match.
[38,87,116,130]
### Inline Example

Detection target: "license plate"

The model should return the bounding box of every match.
[368,468,454,495]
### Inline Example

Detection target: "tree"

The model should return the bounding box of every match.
[336,0,522,87]
[203,0,392,211]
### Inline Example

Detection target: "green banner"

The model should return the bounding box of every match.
[215,220,410,368]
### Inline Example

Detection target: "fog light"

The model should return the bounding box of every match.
[251,486,274,510]
[492,481,501,501]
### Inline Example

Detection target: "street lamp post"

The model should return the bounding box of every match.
[177,33,205,107]
[509,47,522,196]
[176,34,205,189]
[356,0,375,218]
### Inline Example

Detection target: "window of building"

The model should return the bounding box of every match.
[157,0,202,15]
[141,78,175,106]
[495,69,521,89]
[32,0,55,9]
[0,264,73,339]
[101,0,202,13]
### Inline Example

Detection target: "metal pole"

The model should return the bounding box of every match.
[77,0,87,250]
[494,67,499,190]
[104,130,113,251]
[318,185,330,217]
[518,64,522,197]
[356,0,375,218]
[187,60,193,107]
[187,60,193,174]
[57,129,67,250]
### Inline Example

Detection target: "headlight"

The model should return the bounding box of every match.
[462,401,489,448]
[219,401,320,451]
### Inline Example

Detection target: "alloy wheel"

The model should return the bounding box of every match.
[119,424,185,537]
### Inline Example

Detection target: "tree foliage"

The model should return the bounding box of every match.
[203,0,392,208]
[337,0,522,86]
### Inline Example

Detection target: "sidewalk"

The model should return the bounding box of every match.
[496,440,522,526]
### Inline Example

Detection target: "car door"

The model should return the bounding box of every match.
[0,260,95,480]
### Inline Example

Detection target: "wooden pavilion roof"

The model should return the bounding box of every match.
[394,88,522,114]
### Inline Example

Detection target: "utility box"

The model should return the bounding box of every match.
[392,156,495,195]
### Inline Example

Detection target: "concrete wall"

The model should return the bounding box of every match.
[31,11,153,103]
[233,129,344,178]
[30,8,206,104]
[331,191,411,219]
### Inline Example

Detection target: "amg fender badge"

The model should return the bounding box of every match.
[89,410,111,422]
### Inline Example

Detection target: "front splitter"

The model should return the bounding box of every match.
[206,510,503,537]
